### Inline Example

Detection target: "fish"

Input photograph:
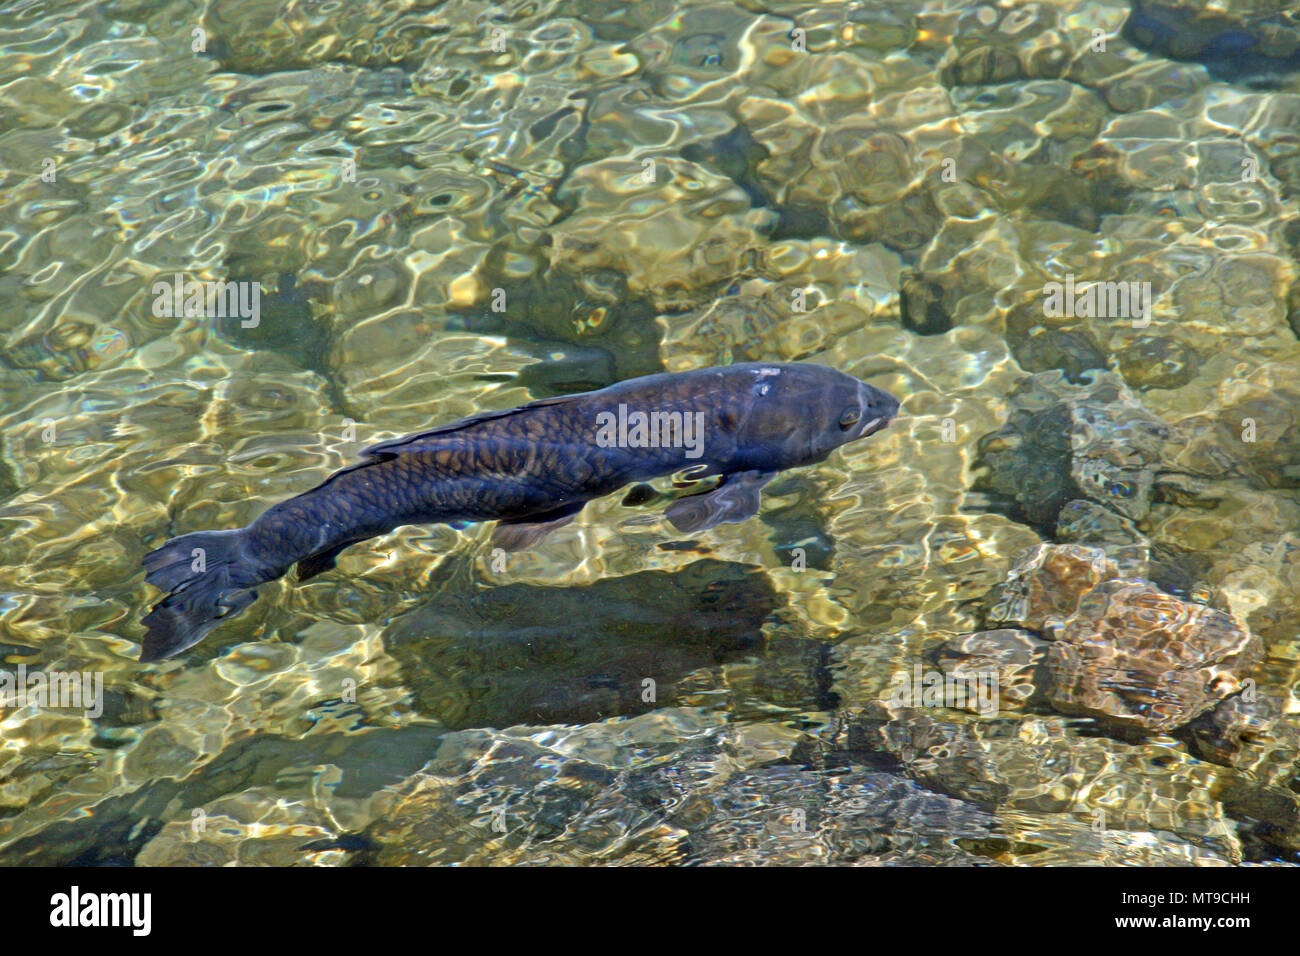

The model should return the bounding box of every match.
[139,362,900,662]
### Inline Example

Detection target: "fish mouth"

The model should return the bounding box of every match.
[855,382,901,439]
[859,415,891,438]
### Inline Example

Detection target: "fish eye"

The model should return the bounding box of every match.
[838,406,861,430]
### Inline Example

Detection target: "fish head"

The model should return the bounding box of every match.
[851,376,902,440]
[731,363,900,467]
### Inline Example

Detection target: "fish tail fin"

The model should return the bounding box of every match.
[140,528,267,662]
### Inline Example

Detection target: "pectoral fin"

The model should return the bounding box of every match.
[297,539,359,582]
[664,470,776,533]
[491,501,586,551]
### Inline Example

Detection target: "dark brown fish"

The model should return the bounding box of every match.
[140,362,899,661]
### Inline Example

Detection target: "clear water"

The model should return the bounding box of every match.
[0,0,1298,865]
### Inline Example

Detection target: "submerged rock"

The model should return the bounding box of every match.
[1054,499,1149,575]
[986,544,1261,732]
[1043,579,1260,732]
[799,706,1249,860]
[363,715,993,866]
[137,787,348,867]
[547,155,776,313]
[1187,689,1300,788]
[365,727,688,866]
[986,543,1120,632]
[929,629,1049,713]
[1157,353,1300,494]
[1117,335,1199,389]
[939,2,1068,89]
[974,370,1183,533]
[1123,0,1300,80]
[203,0,444,72]
[1012,328,1110,383]
[678,765,996,865]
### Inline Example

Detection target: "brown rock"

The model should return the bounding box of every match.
[1044,580,1261,732]
[986,545,1261,731]
[986,543,1119,633]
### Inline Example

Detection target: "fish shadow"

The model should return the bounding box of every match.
[383,558,787,729]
